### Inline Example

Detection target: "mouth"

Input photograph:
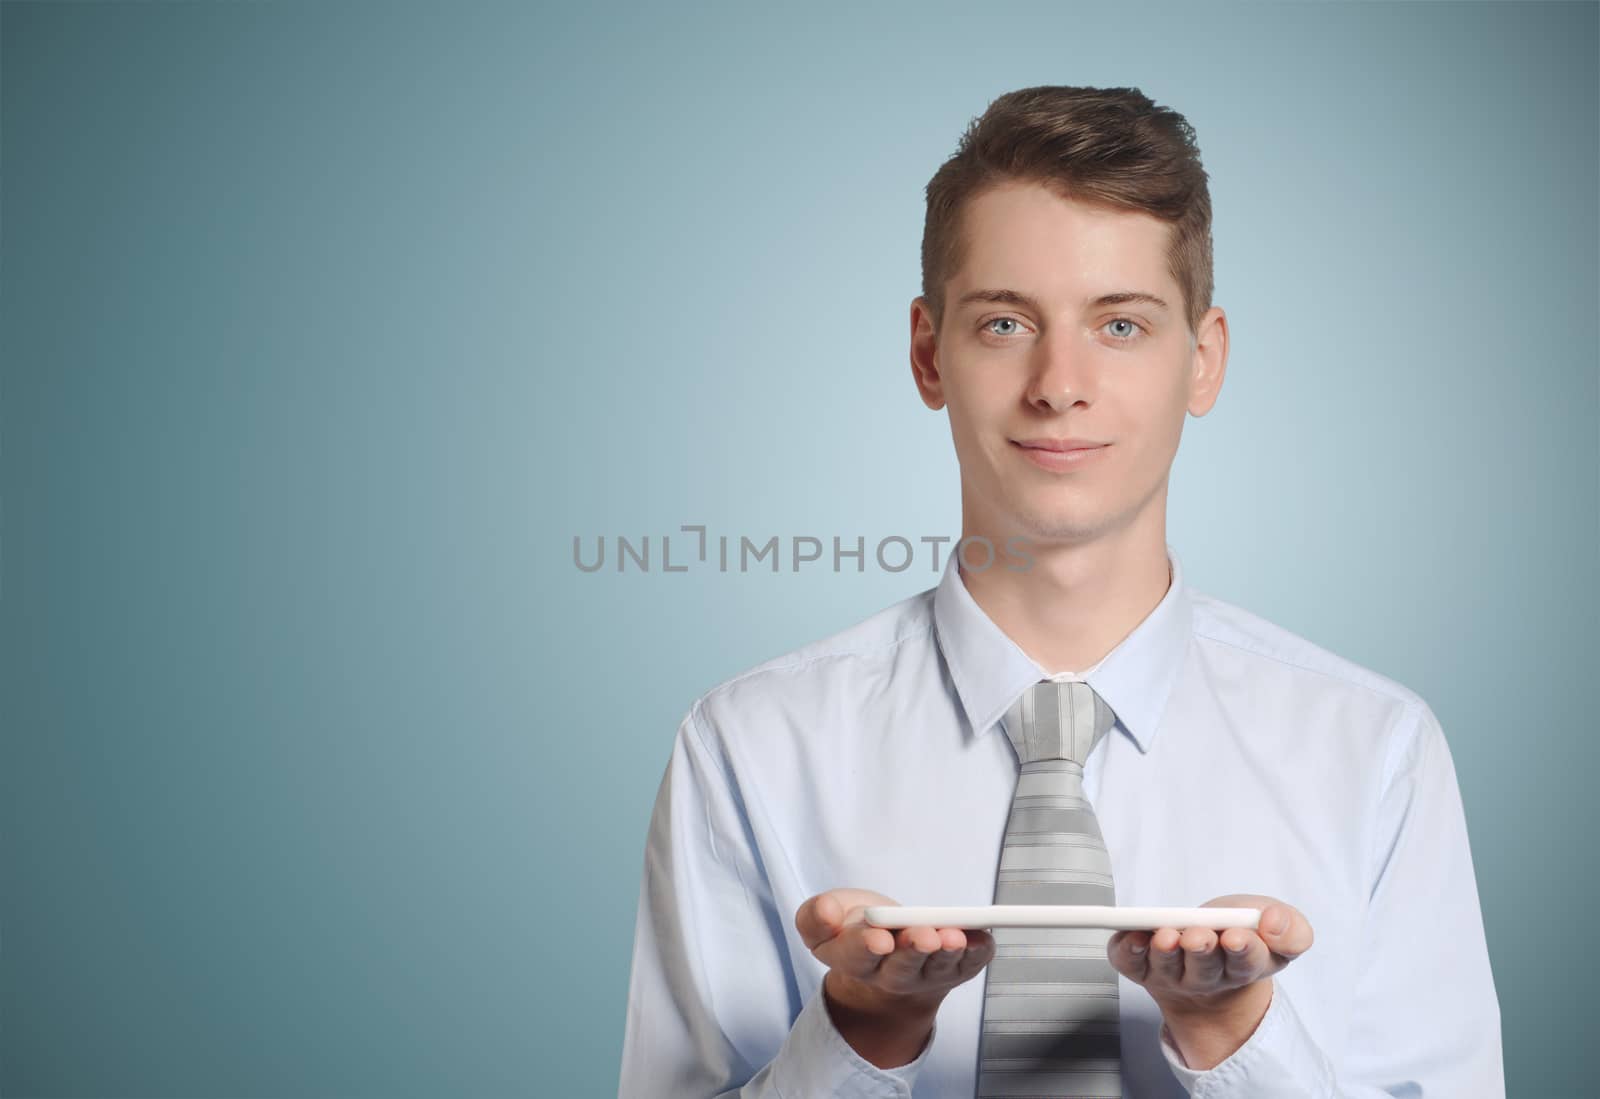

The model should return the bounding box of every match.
[1012,437,1109,452]
[1011,439,1112,471]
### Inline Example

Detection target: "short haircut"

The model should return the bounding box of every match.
[921,85,1214,339]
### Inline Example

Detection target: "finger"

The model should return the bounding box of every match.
[836,898,900,959]
[1108,930,1150,982]
[1258,904,1314,961]
[808,913,898,979]
[956,929,997,979]
[874,926,948,992]
[800,902,902,979]
[854,910,899,959]
[918,929,972,984]
[1148,926,1184,985]
[1178,928,1223,991]
[1219,906,1311,983]
[796,893,839,952]
[797,891,896,951]
[860,919,909,970]
[933,925,971,954]
[1219,927,1271,982]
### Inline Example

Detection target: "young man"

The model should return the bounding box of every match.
[618,85,1503,1097]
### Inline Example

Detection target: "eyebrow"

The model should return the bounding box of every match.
[955,288,1170,313]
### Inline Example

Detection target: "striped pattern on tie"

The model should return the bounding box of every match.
[977,679,1122,1098]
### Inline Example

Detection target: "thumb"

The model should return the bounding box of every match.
[797,891,851,950]
[1258,904,1313,959]
[796,888,894,950]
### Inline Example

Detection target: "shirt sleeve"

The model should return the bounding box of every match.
[617,703,939,1098]
[1152,702,1504,1097]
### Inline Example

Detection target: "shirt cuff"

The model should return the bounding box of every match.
[771,980,938,1098]
[1157,979,1335,1098]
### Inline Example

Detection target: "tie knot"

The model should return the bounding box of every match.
[1002,679,1116,766]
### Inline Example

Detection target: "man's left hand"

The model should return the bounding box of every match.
[1106,894,1314,1069]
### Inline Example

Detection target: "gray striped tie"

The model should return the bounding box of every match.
[976,678,1122,1098]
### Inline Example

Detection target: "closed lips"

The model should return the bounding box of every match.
[1013,439,1108,452]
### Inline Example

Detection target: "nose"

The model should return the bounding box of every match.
[1024,329,1095,412]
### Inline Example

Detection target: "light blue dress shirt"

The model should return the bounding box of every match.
[618,544,1504,1097]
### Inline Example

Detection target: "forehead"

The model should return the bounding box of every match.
[952,181,1176,300]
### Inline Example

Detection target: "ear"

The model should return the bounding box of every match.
[910,296,946,411]
[1186,306,1229,417]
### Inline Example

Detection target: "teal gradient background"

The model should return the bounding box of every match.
[3,2,1594,1095]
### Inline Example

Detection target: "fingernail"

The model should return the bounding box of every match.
[1226,939,1247,953]
[1268,912,1288,934]
[1131,942,1146,955]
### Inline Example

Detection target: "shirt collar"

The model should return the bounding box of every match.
[931,543,1192,754]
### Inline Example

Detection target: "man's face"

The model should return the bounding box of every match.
[910,180,1226,551]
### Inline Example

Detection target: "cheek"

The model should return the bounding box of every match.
[1120,375,1190,441]
[943,386,1003,446]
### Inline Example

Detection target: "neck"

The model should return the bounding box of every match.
[957,524,1173,675]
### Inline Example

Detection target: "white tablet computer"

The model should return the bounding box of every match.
[863,905,1262,930]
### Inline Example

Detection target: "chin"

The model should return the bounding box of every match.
[999,503,1099,542]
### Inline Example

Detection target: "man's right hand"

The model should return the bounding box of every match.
[795,888,995,1069]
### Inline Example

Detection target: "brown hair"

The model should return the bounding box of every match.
[920,85,1214,339]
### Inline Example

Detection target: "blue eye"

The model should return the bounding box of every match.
[1105,318,1145,341]
[983,317,1024,337]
